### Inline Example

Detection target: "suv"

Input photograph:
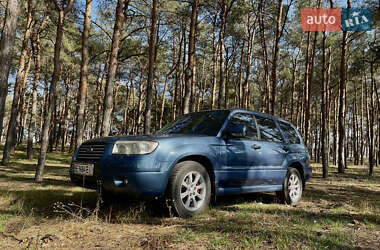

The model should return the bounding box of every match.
[70,109,312,217]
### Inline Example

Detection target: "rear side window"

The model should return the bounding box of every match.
[279,121,301,144]
[228,113,259,140]
[255,116,283,142]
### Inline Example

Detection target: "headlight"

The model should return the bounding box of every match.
[112,141,158,155]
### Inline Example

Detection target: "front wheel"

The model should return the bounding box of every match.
[167,161,211,217]
[277,168,303,206]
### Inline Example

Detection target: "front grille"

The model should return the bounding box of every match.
[77,142,106,161]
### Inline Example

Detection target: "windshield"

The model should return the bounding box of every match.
[155,110,230,136]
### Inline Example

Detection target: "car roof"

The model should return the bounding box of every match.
[200,108,281,120]
[229,108,276,118]
[230,109,296,125]
[187,108,295,125]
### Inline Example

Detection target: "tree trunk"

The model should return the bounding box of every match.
[144,0,158,133]
[238,41,245,108]
[21,93,31,143]
[61,76,71,152]
[27,67,38,154]
[35,0,74,182]
[101,0,128,136]
[75,0,92,147]
[17,51,32,145]
[269,0,283,115]
[224,46,230,108]
[217,0,226,109]
[190,38,197,113]
[353,80,359,165]
[211,4,217,110]
[123,80,130,134]
[41,74,49,136]
[95,62,107,137]
[338,0,351,173]
[303,30,311,145]
[199,56,207,110]
[154,85,159,131]
[326,48,332,164]
[2,0,33,165]
[130,86,136,134]
[160,45,178,129]
[179,25,186,115]
[368,59,375,176]
[183,0,198,114]
[243,14,256,109]
[333,95,338,165]
[374,63,380,167]
[321,31,328,178]
[136,69,145,134]
[258,0,270,112]
[290,38,302,123]
[69,127,75,153]
[307,30,318,155]
[360,75,364,165]
[0,0,19,142]
[172,32,182,119]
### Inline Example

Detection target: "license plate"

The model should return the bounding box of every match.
[72,163,94,176]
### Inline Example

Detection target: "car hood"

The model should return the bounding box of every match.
[82,134,214,144]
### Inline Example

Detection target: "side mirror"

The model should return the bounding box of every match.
[225,124,247,138]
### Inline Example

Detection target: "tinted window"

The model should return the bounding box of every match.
[227,113,258,140]
[279,121,301,144]
[255,116,283,142]
[155,110,229,136]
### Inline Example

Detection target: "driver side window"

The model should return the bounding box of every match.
[228,113,258,140]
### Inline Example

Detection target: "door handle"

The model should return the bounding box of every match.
[251,145,261,150]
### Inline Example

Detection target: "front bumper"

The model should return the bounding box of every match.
[70,161,170,199]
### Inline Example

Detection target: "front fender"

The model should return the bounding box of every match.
[163,143,221,172]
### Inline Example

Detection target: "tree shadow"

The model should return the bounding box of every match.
[214,192,277,208]
[186,214,357,249]
[0,188,97,217]
[304,180,380,206]
[1,162,70,178]
[0,144,72,166]
[223,202,380,227]
[0,174,73,188]
[0,176,170,224]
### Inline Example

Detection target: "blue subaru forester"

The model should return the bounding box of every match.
[70,109,312,217]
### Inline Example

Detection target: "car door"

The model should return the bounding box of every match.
[252,115,288,185]
[219,112,260,188]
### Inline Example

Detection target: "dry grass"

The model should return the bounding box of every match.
[0,145,379,249]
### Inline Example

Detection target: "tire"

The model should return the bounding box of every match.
[167,161,211,218]
[277,168,303,206]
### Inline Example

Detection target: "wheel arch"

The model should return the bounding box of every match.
[171,155,216,201]
[288,161,305,189]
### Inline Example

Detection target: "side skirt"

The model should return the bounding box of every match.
[217,185,283,196]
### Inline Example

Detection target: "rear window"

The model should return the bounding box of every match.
[279,121,301,144]
[255,116,283,142]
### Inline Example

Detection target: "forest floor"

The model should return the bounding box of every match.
[0,145,379,249]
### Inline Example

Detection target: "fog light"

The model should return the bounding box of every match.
[114,179,128,186]
[114,180,122,186]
